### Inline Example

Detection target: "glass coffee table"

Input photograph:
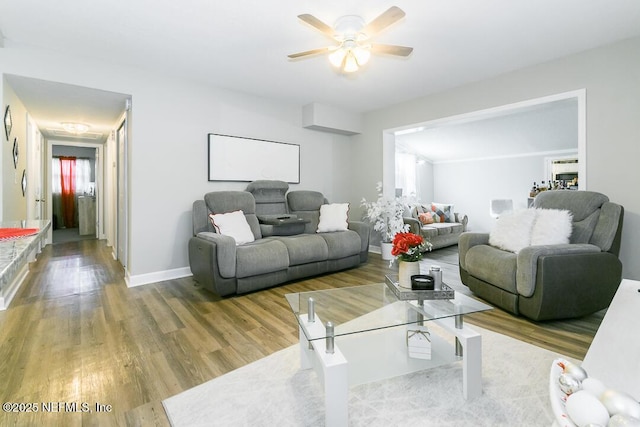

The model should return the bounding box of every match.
[285,278,493,426]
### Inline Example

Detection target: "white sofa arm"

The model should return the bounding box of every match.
[516,243,601,297]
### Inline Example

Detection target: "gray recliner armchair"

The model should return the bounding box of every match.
[458,191,624,321]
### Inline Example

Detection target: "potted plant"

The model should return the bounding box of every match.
[361,182,410,260]
[391,232,432,287]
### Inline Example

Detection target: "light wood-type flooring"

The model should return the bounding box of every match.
[0,240,603,426]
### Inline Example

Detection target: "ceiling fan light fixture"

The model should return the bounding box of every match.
[290,7,411,74]
[61,122,90,134]
[333,15,366,41]
[328,47,347,67]
[353,46,371,66]
[343,52,360,73]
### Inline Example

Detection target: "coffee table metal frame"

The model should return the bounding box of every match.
[286,282,492,427]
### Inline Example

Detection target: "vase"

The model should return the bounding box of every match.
[380,242,393,261]
[398,260,420,289]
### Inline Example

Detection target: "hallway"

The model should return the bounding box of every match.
[52,228,98,244]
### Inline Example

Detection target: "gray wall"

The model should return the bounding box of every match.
[2,35,638,282]
[351,36,640,280]
[0,44,352,282]
[1,80,28,220]
[433,153,558,233]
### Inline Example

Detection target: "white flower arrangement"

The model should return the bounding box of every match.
[361,182,410,243]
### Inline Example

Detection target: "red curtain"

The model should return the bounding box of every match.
[60,157,76,228]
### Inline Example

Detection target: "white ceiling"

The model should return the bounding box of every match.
[5,75,129,144]
[1,1,640,142]
[396,98,578,162]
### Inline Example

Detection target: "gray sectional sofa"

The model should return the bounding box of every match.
[188,181,370,296]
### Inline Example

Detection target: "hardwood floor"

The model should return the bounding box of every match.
[0,240,603,426]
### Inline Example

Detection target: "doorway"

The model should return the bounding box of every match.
[50,144,98,244]
[384,89,586,233]
[5,74,131,267]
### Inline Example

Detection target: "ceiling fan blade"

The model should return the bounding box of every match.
[362,6,406,36]
[288,47,331,59]
[298,14,336,39]
[370,44,413,56]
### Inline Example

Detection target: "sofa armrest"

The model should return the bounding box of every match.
[458,232,489,270]
[455,213,469,231]
[403,217,421,235]
[516,244,601,297]
[193,232,237,278]
[348,221,371,254]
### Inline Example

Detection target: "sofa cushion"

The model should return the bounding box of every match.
[533,190,610,246]
[275,234,328,265]
[431,203,454,223]
[489,209,538,253]
[209,210,255,245]
[235,239,289,278]
[530,209,573,246]
[418,212,434,224]
[317,203,349,232]
[488,208,573,253]
[419,226,439,240]
[421,222,463,237]
[288,190,327,234]
[571,210,600,244]
[204,191,262,240]
[466,245,518,293]
[318,230,362,260]
[246,180,289,215]
[413,205,441,223]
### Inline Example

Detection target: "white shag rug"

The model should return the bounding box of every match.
[163,326,575,426]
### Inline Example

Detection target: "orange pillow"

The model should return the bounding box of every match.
[418,213,434,225]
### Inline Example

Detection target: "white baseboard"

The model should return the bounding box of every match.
[126,267,192,288]
[369,245,381,254]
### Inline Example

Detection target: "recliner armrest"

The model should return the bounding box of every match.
[195,232,237,278]
[458,232,489,270]
[516,243,601,297]
[348,221,371,253]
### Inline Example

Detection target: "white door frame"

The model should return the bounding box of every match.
[116,117,128,268]
[45,140,105,242]
[26,114,44,220]
[384,89,587,198]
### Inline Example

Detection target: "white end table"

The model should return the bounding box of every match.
[582,279,640,400]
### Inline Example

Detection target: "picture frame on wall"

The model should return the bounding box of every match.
[13,138,19,169]
[21,170,27,197]
[207,133,300,183]
[4,105,12,140]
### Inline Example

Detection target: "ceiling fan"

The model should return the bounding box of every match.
[288,6,413,73]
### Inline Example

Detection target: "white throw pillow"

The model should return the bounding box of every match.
[209,210,255,245]
[317,203,349,233]
[530,208,573,246]
[489,209,538,253]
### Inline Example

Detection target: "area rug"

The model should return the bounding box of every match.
[163,326,575,426]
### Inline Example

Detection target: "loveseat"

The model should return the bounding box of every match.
[403,203,468,250]
[458,190,624,321]
[188,181,370,296]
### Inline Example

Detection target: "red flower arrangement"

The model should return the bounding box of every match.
[391,232,430,263]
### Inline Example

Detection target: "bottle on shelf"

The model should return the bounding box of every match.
[530,182,538,198]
